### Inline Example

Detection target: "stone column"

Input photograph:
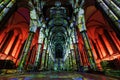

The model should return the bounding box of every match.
[33,27,45,70]
[77,8,97,70]
[42,38,48,70]
[0,0,16,21]
[103,0,120,19]
[0,0,10,11]
[70,31,77,70]
[18,6,38,70]
[45,51,49,70]
[71,26,82,71]
[70,51,74,70]
[96,0,120,34]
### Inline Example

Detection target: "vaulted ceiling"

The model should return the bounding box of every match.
[16,0,97,59]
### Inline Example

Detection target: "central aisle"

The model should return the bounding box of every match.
[0,71,119,80]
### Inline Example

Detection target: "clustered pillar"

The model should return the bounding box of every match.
[71,23,82,71]
[34,27,45,70]
[77,8,97,71]
[18,5,38,71]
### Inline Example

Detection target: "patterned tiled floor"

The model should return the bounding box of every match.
[0,71,119,80]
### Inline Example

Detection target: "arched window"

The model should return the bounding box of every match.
[0,30,14,53]
[92,40,101,59]
[98,34,109,56]
[29,44,37,64]
[17,40,26,59]
[104,30,119,53]
[8,35,19,55]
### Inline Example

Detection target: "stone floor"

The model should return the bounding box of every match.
[0,71,119,80]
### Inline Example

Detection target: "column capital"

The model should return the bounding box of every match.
[77,8,87,32]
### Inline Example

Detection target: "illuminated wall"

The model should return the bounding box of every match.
[0,6,38,66]
[77,0,120,70]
